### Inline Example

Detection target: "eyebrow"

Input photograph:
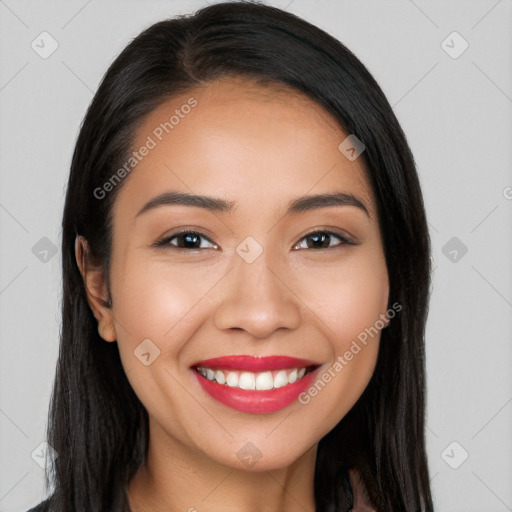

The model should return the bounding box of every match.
[135,190,369,218]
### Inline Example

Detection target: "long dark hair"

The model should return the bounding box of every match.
[44,1,434,511]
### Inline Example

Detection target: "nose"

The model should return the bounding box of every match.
[213,250,302,339]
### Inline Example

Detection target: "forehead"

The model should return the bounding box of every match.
[114,75,375,220]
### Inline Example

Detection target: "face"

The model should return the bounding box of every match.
[81,76,389,472]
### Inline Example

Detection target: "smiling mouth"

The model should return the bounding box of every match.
[193,365,318,390]
[190,355,322,413]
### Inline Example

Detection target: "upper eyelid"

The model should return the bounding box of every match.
[155,228,354,248]
[157,230,217,248]
[293,230,354,248]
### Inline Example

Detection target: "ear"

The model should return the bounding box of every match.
[75,235,117,342]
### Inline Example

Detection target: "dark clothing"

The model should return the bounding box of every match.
[27,497,51,512]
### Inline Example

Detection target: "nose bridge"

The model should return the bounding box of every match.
[236,242,280,297]
[213,239,301,338]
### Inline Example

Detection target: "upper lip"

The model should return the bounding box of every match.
[191,355,320,372]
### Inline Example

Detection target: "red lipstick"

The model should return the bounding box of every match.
[192,355,318,371]
[191,355,321,414]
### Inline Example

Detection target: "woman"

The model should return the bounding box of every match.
[28,1,434,511]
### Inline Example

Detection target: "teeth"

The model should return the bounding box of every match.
[273,370,288,388]
[239,372,256,390]
[226,372,239,387]
[255,371,273,390]
[196,366,311,389]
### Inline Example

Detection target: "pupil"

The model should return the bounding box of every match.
[309,233,329,249]
[183,233,199,248]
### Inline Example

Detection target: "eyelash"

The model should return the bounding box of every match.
[153,229,355,251]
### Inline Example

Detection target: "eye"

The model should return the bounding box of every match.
[153,229,354,251]
[293,230,354,250]
[153,230,218,250]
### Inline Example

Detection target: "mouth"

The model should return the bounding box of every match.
[193,365,317,389]
[191,355,321,414]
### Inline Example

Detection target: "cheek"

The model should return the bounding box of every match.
[109,257,204,426]
[293,253,388,418]
[295,253,387,399]
[296,253,389,345]
[110,256,217,386]
[113,257,206,338]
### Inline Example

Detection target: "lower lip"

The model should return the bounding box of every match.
[193,367,319,414]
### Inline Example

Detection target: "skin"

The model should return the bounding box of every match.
[76,75,389,512]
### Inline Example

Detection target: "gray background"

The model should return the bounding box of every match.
[0,1,511,511]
